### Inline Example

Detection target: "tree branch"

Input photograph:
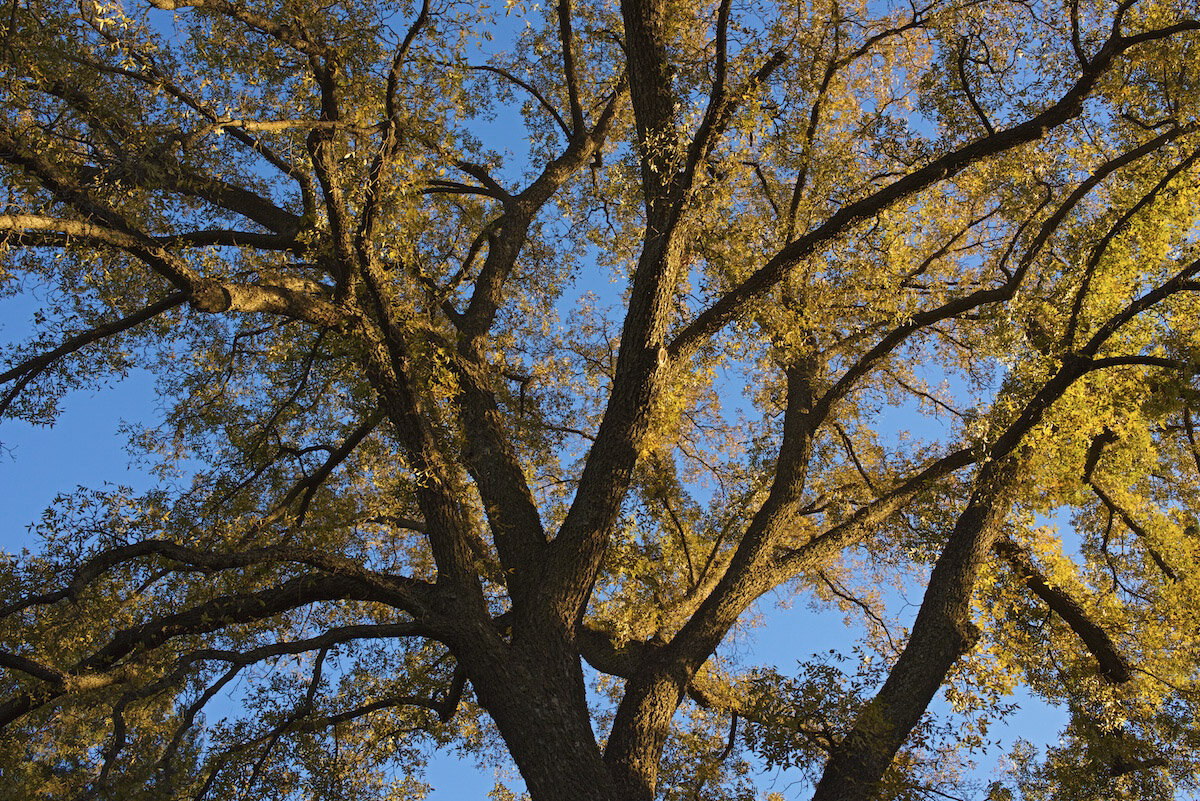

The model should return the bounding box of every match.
[669,36,1183,360]
[0,291,187,416]
[993,537,1131,683]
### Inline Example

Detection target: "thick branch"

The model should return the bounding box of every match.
[0,291,186,416]
[669,33,1183,360]
[811,459,1017,801]
[0,573,419,730]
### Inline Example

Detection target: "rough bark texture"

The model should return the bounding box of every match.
[811,460,1018,801]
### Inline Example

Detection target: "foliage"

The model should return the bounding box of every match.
[1,0,1199,798]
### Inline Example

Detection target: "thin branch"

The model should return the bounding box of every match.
[743,160,781,217]
[1089,483,1178,582]
[957,35,995,135]
[0,291,186,416]
[386,0,432,122]
[831,421,878,492]
[817,571,897,652]
[671,54,1195,361]
[1183,409,1200,478]
[1062,147,1200,349]
[467,64,571,138]
[262,410,386,532]
[662,496,698,587]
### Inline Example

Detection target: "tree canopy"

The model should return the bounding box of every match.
[1,0,1199,797]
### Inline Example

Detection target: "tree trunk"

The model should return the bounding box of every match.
[811,459,1017,801]
[464,635,624,801]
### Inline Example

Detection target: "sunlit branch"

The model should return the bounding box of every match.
[0,213,161,252]
[149,0,332,58]
[776,445,976,572]
[1088,483,1179,582]
[0,135,342,324]
[1116,19,1200,49]
[1063,147,1200,348]
[670,36,1191,361]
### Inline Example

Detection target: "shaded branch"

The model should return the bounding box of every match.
[993,537,1131,683]
[0,291,187,416]
[811,459,1018,801]
[468,64,572,138]
[0,540,436,623]
[557,0,585,134]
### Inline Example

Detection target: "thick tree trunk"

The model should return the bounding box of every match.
[463,635,623,801]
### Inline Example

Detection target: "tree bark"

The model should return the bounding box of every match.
[461,633,624,801]
[811,459,1017,801]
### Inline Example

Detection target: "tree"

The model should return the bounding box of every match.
[1,0,1199,797]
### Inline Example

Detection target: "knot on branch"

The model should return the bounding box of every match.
[190,281,232,313]
[146,0,206,9]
